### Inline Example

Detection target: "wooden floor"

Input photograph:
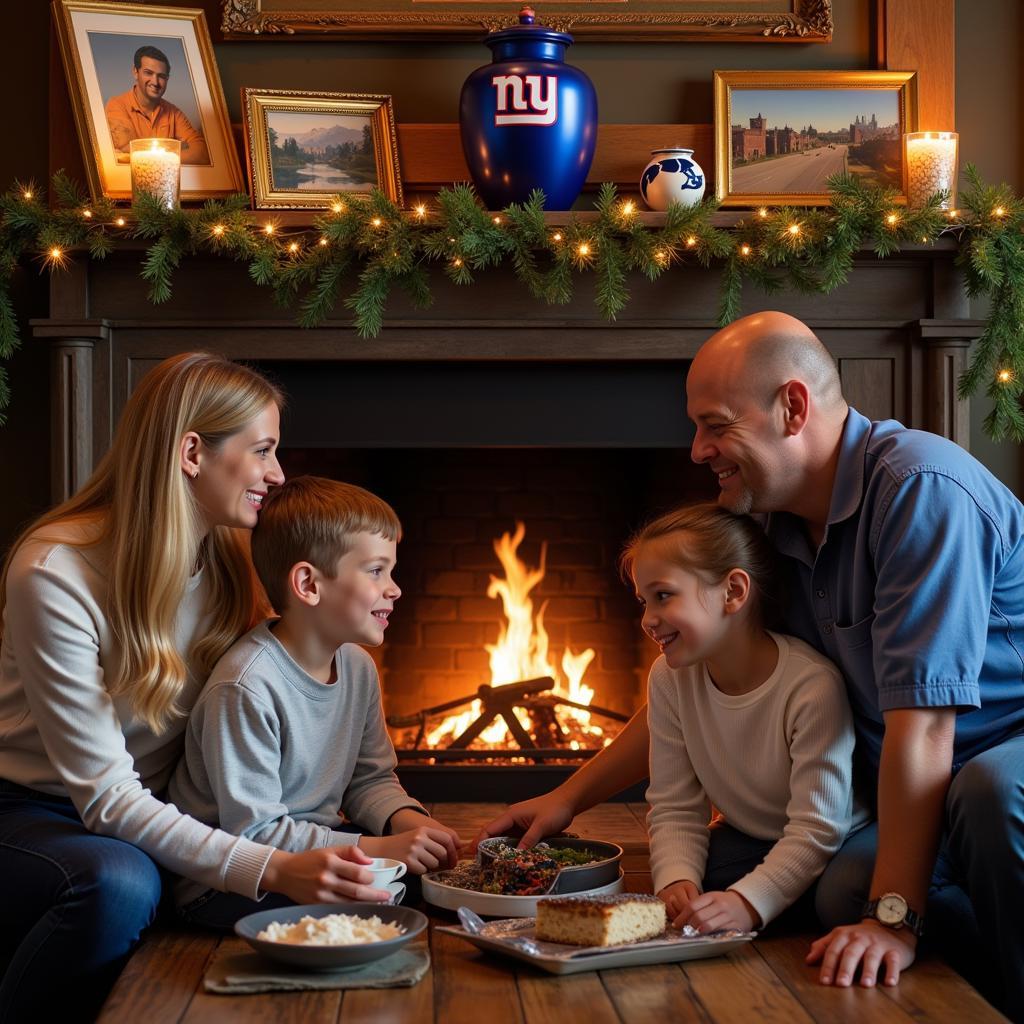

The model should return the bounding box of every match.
[97,803,1007,1024]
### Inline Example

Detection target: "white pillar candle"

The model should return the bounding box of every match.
[904,132,958,209]
[129,138,182,211]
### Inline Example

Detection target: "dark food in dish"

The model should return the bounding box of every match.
[437,843,604,896]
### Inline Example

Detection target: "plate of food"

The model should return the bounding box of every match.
[438,893,755,975]
[234,902,428,971]
[423,837,623,917]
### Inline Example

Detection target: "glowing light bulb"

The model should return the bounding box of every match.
[994,206,1006,218]
[622,200,635,216]
[552,232,562,242]
[331,202,344,213]
[263,223,275,235]
[288,242,299,253]
[788,223,800,236]
[212,224,225,236]
[115,217,126,227]
[453,257,463,267]
[686,236,697,247]
[22,190,32,200]
[415,204,426,217]
[82,209,93,219]
[886,213,899,226]
[740,244,752,256]
[758,207,768,218]
[492,215,502,225]
[578,242,590,256]
[319,237,328,246]
[998,369,1014,384]
[371,217,383,227]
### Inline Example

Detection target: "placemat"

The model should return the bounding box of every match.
[203,944,430,994]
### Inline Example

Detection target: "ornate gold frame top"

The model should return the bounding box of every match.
[221,0,833,41]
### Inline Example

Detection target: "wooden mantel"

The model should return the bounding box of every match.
[33,239,983,504]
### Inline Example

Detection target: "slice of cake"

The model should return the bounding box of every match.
[535,893,667,947]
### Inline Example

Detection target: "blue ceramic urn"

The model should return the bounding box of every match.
[459,6,597,211]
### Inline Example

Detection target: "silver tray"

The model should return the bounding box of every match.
[437,916,755,975]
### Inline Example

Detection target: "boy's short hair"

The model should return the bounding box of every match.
[251,476,401,612]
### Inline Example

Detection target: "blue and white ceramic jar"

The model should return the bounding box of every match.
[640,148,706,211]
[459,6,598,211]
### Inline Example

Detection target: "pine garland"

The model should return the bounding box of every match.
[0,167,1021,438]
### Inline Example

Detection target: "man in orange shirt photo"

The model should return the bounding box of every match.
[105,45,209,164]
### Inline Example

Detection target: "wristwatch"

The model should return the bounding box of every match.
[862,892,925,938]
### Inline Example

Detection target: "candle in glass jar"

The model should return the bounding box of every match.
[129,138,182,211]
[904,131,958,209]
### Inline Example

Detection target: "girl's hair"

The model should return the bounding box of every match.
[619,502,781,626]
[0,352,284,734]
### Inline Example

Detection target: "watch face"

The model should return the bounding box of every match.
[877,894,908,925]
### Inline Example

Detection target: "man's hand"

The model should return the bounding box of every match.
[806,919,917,988]
[471,792,576,851]
[670,887,760,934]
[657,879,701,924]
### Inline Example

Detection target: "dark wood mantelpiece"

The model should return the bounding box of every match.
[33,240,984,504]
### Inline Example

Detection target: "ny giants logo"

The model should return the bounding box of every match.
[492,74,558,126]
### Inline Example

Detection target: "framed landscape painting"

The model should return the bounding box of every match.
[53,0,244,201]
[714,70,918,207]
[243,88,402,209]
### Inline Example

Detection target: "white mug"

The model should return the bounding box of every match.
[368,857,407,885]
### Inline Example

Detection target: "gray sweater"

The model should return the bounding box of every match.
[169,621,424,905]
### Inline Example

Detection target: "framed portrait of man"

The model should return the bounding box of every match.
[53,1,245,201]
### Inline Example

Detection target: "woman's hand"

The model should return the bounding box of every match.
[261,845,391,903]
[658,881,760,933]
[472,792,577,851]
[360,825,460,873]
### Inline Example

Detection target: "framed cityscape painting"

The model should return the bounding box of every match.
[714,71,918,207]
[242,88,403,209]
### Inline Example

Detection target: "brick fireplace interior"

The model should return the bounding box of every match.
[260,358,715,779]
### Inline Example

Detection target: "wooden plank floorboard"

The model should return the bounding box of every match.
[518,969,622,1024]
[878,955,1009,1022]
[430,920,524,1024]
[683,941,817,1024]
[96,927,215,1024]
[600,963,710,1022]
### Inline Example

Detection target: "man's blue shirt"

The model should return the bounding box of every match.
[767,407,1024,775]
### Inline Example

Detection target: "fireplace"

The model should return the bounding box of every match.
[261,359,715,795]
[34,244,983,797]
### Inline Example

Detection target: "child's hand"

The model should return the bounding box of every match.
[261,845,392,904]
[674,889,761,934]
[360,826,460,873]
[658,879,701,924]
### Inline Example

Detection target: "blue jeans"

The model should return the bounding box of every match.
[0,781,163,1023]
[814,733,1024,1021]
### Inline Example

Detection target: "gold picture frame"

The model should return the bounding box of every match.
[714,70,918,207]
[243,89,403,210]
[222,0,833,42]
[53,1,245,202]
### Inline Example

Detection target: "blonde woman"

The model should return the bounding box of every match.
[0,353,389,1022]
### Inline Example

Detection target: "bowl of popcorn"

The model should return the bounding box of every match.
[235,903,428,971]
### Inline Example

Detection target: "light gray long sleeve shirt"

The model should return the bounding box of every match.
[0,523,273,898]
[646,631,869,926]
[168,621,424,905]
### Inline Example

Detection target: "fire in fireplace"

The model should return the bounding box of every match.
[386,521,630,762]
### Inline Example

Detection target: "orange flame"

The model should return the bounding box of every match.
[424,522,600,748]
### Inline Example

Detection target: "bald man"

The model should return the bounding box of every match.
[481,312,1024,1018]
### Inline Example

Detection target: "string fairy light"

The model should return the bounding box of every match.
[288,242,299,253]
[82,209,93,220]
[492,215,502,225]
[414,204,427,218]
[319,236,329,246]
[22,189,32,200]
[885,213,899,226]
[740,243,752,257]
[371,217,383,228]
[685,236,697,247]
[758,207,769,219]
[997,368,1015,384]
[787,223,801,237]
[331,202,344,214]
[211,224,225,237]
[115,217,126,227]
[577,242,590,257]
[552,232,562,242]
[263,223,275,235]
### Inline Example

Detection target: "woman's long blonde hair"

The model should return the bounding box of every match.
[0,352,283,733]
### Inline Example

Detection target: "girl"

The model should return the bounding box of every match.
[621,503,866,935]
[0,353,389,1022]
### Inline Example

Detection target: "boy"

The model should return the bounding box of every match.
[169,476,461,926]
